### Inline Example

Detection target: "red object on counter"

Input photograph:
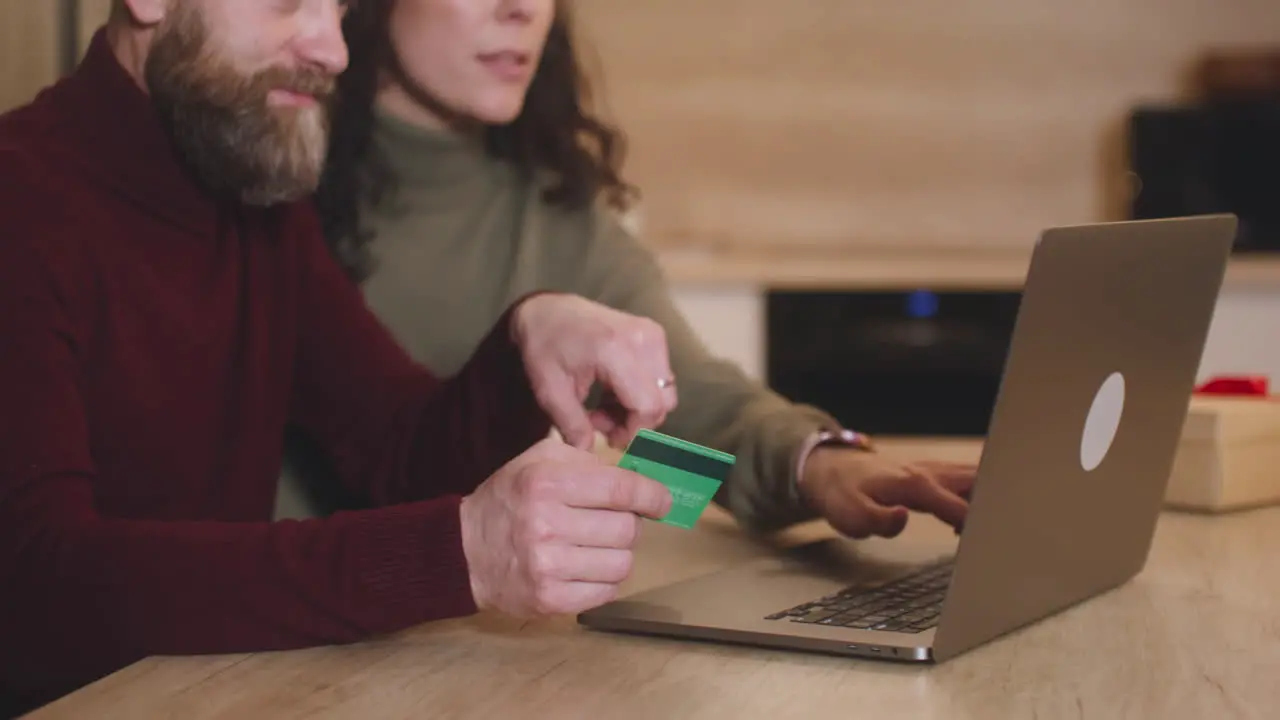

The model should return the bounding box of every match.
[1194,375,1271,397]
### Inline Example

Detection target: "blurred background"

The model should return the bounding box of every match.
[2,0,1277,439]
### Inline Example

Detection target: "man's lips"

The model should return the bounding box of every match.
[267,89,319,107]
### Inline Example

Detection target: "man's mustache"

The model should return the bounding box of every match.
[252,65,337,103]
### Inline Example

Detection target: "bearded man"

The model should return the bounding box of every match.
[0,1,684,714]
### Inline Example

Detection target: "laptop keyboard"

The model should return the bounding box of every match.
[764,559,953,633]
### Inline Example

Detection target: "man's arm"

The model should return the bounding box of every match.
[575,214,841,533]
[284,206,552,507]
[0,233,479,710]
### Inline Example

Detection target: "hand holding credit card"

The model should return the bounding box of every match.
[617,429,735,528]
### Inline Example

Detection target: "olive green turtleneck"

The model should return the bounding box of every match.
[275,108,844,533]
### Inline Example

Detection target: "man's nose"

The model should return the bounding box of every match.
[296,0,349,75]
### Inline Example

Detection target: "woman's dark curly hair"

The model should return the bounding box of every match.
[315,0,637,282]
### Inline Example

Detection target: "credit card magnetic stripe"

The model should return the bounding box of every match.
[622,434,734,483]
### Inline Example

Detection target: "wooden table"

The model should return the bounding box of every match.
[26,440,1280,719]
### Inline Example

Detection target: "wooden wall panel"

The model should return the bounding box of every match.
[10,1,1278,255]
[79,0,112,53]
[0,0,58,112]
[573,0,1280,252]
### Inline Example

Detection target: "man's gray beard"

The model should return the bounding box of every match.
[153,92,331,206]
[143,7,333,206]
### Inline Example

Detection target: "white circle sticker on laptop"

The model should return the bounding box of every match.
[1080,371,1126,472]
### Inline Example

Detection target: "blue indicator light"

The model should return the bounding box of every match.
[906,290,939,319]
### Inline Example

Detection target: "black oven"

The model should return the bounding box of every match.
[765,290,1021,437]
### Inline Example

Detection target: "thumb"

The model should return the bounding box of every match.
[535,372,595,450]
[832,495,908,539]
[866,503,910,537]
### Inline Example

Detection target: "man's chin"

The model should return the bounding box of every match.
[234,119,328,206]
[238,174,322,207]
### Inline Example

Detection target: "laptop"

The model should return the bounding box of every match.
[578,214,1238,663]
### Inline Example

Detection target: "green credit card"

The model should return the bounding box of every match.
[617,429,735,529]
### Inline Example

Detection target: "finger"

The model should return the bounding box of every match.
[588,398,627,442]
[532,372,596,450]
[535,581,619,615]
[588,409,621,442]
[904,461,977,503]
[869,472,969,529]
[588,391,646,445]
[636,317,675,381]
[637,327,678,417]
[503,437,569,475]
[852,492,910,538]
[596,355,668,438]
[650,381,678,430]
[826,494,908,539]
[587,411,637,450]
[606,424,636,450]
[526,436,597,464]
[562,466,673,519]
[929,463,978,498]
[554,506,642,549]
[540,546,635,584]
[607,384,663,441]
[591,389,667,439]
[661,383,678,415]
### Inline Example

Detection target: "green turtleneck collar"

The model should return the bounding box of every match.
[369,105,510,198]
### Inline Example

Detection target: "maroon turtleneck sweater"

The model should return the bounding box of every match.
[0,31,551,715]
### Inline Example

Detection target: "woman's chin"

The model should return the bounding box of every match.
[469,98,527,126]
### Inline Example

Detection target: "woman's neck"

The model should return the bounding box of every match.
[374,81,483,138]
[375,85,449,131]
[367,89,502,198]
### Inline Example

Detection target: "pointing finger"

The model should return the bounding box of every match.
[597,358,666,440]
[533,372,595,450]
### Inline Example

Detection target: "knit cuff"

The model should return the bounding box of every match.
[344,497,476,633]
[470,294,557,458]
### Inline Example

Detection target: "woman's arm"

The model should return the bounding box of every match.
[572,213,842,533]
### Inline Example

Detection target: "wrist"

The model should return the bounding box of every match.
[508,290,563,345]
[795,429,874,489]
[457,495,491,611]
[509,297,536,346]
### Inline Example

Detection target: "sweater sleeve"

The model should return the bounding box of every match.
[574,214,842,533]
[284,207,552,506]
[0,210,546,713]
[0,235,483,713]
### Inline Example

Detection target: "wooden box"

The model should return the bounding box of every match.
[1165,395,1280,512]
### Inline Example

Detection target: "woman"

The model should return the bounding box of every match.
[287,0,975,538]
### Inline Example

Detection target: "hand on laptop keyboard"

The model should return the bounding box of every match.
[796,448,975,538]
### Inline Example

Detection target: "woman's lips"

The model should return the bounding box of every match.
[478,51,533,83]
